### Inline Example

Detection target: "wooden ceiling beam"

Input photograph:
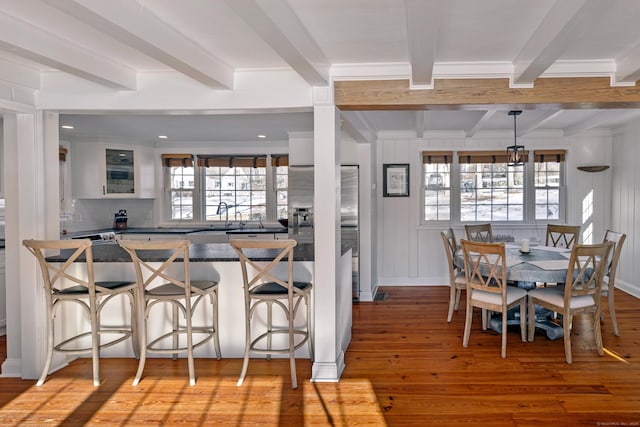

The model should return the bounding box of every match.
[335,77,640,110]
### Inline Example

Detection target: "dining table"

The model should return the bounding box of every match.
[454,242,573,339]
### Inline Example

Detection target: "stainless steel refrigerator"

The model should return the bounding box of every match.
[288,165,360,300]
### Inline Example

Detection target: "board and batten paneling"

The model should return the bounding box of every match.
[379,139,414,281]
[612,126,640,298]
[377,131,615,288]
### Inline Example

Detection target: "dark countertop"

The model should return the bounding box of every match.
[226,227,287,234]
[45,242,354,263]
[65,226,287,239]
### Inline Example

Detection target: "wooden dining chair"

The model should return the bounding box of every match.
[440,229,467,322]
[602,230,626,336]
[119,239,221,386]
[545,224,581,248]
[23,239,138,386]
[464,223,493,243]
[527,242,613,364]
[460,239,527,358]
[229,239,313,389]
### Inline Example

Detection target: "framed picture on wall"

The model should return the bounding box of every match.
[383,163,409,197]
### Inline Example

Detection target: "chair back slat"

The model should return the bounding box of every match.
[546,224,581,248]
[23,239,94,293]
[460,239,506,295]
[464,224,493,243]
[602,230,626,279]
[440,228,458,274]
[565,243,612,298]
[118,240,191,293]
[229,239,298,294]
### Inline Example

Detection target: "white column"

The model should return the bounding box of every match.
[311,95,344,381]
[1,110,58,379]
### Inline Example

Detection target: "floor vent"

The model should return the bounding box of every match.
[374,292,387,301]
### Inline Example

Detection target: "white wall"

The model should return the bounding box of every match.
[611,123,640,298]
[376,130,614,288]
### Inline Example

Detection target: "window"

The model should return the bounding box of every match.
[534,150,565,220]
[458,151,526,222]
[162,154,286,223]
[162,154,194,221]
[273,155,289,219]
[423,151,452,221]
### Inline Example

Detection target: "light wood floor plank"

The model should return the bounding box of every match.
[0,286,638,425]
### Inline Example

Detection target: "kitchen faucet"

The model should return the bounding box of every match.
[216,202,230,227]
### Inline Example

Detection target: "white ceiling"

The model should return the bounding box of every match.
[2,0,640,142]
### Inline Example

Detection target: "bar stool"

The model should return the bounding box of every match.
[119,239,221,386]
[229,239,313,389]
[23,239,138,386]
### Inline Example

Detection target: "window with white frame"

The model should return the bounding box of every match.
[423,151,452,221]
[273,155,289,219]
[198,155,267,222]
[162,154,287,223]
[534,150,565,220]
[458,151,526,222]
[162,154,195,221]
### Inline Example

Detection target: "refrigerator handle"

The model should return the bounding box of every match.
[292,212,299,234]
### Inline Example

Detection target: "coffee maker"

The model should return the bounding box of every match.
[113,209,128,230]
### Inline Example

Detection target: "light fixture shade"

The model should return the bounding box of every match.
[507,110,523,167]
[507,144,525,166]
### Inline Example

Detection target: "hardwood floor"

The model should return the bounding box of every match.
[0,286,638,426]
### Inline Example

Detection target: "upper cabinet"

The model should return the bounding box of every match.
[72,143,155,199]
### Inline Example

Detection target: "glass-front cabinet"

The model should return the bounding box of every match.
[105,148,135,195]
[72,143,154,199]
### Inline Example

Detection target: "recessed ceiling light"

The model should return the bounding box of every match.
[158,135,168,139]
[61,125,74,129]
[257,134,266,139]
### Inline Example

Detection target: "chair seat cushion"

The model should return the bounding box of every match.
[56,281,134,294]
[454,272,467,286]
[528,287,595,309]
[148,280,217,296]
[471,286,527,305]
[251,281,312,295]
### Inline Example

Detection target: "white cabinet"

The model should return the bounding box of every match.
[187,231,229,244]
[119,233,188,241]
[72,143,155,199]
[228,233,276,240]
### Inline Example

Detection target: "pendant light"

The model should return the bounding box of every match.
[507,110,524,167]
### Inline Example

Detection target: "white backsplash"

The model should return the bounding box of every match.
[63,199,155,233]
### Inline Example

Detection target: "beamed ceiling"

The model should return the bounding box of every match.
[1,0,640,143]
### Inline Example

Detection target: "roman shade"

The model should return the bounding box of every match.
[161,154,194,167]
[422,151,453,164]
[197,155,267,168]
[271,155,289,167]
[458,150,529,164]
[534,149,566,163]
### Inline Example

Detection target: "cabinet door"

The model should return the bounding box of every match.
[120,234,187,241]
[105,148,135,195]
[72,143,155,199]
[72,143,103,198]
[187,232,229,244]
[228,233,275,240]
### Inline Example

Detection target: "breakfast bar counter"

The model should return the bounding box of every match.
[43,241,354,380]
[47,241,322,263]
